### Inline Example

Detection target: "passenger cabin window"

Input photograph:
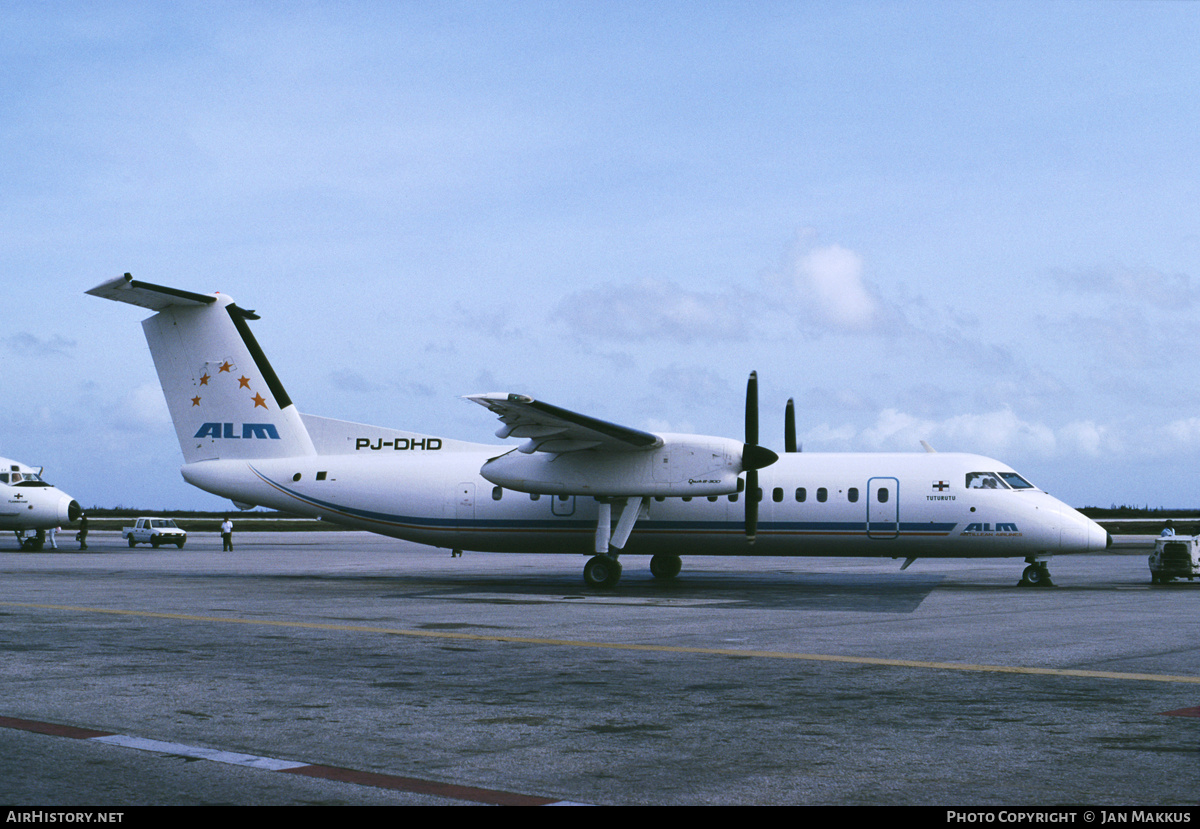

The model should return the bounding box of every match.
[848,488,859,503]
[877,487,889,503]
[795,487,806,502]
[492,486,503,501]
[817,487,827,503]
[773,487,783,503]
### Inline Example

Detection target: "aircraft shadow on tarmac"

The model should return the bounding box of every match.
[378,570,945,614]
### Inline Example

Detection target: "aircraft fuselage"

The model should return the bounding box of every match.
[180,448,1109,559]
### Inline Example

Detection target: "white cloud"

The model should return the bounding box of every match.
[4,332,76,357]
[1050,264,1199,310]
[556,235,887,343]
[556,278,748,342]
[787,243,879,330]
[805,407,1106,459]
[1057,420,1111,457]
[1161,418,1200,450]
[119,384,172,431]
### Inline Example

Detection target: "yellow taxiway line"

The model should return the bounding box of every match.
[4,600,1199,685]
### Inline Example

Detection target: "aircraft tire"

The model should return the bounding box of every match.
[1020,564,1055,587]
[584,555,621,588]
[650,554,682,580]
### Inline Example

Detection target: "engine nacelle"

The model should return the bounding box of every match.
[479,435,751,497]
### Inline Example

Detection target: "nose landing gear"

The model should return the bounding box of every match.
[1019,558,1055,587]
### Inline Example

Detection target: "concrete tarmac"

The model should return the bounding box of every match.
[1,531,1197,806]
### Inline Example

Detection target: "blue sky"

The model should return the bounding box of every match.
[4,2,1200,511]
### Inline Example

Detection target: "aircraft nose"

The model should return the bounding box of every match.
[1057,504,1110,553]
[61,496,82,524]
[1076,511,1111,553]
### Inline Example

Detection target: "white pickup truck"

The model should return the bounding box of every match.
[122,517,187,549]
[1149,535,1200,584]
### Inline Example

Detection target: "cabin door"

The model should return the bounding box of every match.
[867,477,899,539]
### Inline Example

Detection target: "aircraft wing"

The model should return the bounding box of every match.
[465,393,663,455]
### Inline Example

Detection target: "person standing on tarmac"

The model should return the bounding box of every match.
[220,516,233,551]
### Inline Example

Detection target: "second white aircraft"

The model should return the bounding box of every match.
[89,274,1109,587]
[1,456,81,550]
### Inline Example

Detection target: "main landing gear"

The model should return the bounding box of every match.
[584,554,622,588]
[649,554,682,580]
[16,530,45,551]
[583,496,646,588]
[582,553,683,588]
[1019,557,1055,587]
[585,496,688,587]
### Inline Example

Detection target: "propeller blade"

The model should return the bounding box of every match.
[746,371,761,542]
[745,371,759,447]
[784,397,796,453]
[747,468,759,544]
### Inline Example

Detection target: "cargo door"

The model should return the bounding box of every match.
[455,482,475,523]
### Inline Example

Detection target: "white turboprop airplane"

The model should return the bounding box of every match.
[1,456,82,550]
[89,274,1110,587]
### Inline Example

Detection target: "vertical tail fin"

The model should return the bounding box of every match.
[88,275,316,464]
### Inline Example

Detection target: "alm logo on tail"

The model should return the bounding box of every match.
[194,422,281,440]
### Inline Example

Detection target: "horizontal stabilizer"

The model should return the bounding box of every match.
[86,273,226,312]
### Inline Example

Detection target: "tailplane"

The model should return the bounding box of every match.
[88,274,316,464]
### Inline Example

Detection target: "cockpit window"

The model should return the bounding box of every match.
[6,470,44,484]
[997,472,1035,490]
[965,472,1009,490]
[966,471,1037,491]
